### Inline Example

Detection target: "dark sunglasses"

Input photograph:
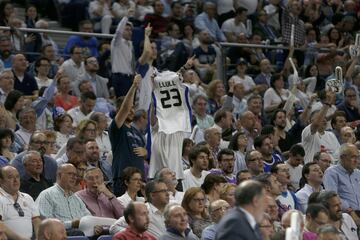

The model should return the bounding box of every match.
[13,202,24,217]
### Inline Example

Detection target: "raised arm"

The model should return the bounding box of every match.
[138,24,153,65]
[114,74,142,128]
[113,16,128,45]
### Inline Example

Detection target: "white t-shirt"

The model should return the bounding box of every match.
[286,161,303,191]
[229,74,256,93]
[117,191,145,208]
[182,169,209,191]
[263,88,290,110]
[276,190,296,210]
[221,18,248,37]
[301,124,340,163]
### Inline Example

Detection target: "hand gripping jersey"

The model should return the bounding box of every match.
[152,70,192,134]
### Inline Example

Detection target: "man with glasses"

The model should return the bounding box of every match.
[0,166,41,239]
[73,56,109,99]
[20,151,52,200]
[60,45,85,83]
[313,151,332,173]
[202,199,230,240]
[303,204,329,239]
[323,143,360,224]
[36,164,91,236]
[56,137,86,167]
[68,91,96,127]
[11,131,58,183]
[245,150,264,177]
[111,179,169,238]
[337,87,360,122]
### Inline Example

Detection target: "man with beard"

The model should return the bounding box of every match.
[154,168,184,204]
[109,74,144,197]
[210,149,237,184]
[317,191,358,239]
[11,131,58,183]
[0,35,13,68]
[113,202,156,240]
[254,135,283,172]
[245,150,264,177]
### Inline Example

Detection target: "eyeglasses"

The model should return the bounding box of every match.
[13,202,24,217]
[152,189,168,194]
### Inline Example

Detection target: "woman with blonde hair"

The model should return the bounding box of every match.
[182,187,211,238]
[219,183,236,207]
[206,79,225,115]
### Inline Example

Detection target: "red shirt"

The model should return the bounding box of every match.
[54,95,78,111]
[113,228,156,240]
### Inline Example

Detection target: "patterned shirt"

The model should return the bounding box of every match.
[35,183,91,229]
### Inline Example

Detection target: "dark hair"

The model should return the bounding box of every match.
[308,192,321,205]
[79,19,93,29]
[228,131,246,151]
[121,166,142,190]
[330,111,347,129]
[289,144,305,157]
[217,148,234,162]
[214,109,229,124]
[300,162,318,188]
[124,201,136,224]
[254,135,270,149]
[344,87,356,97]
[66,137,85,151]
[4,90,23,111]
[270,73,283,89]
[270,109,286,126]
[145,179,164,203]
[270,162,282,174]
[70,45,82,55]
[34,57,50,74]
[182,138,193,156]
[316,191,338,209]
[80,91,96,102]
[235,180,264,206]
[201,173,227,194]
[306,203,329,218]
[188,145,209,167]
[236,169,250,184]
[261,125,275,136]
[0,128,14,155]
[254,172,272,188]
[0,0,12,22]
[54,113,73,132]
[25,4,38,22]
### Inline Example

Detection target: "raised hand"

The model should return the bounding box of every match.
[133,73,142,88]
[185,55,196,69]
[145,23,152,37]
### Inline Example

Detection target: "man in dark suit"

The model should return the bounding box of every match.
[215,180,266,240]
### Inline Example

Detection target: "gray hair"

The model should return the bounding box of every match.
[35,19,48,29]
[339,143,356,159]
[316,224,340,235]
[163,203,182,222]
[22,150,41,164]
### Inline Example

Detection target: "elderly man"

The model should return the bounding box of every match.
[0,69,14,103]
[12,54,38,96]
[202,199,230,240]
[76,167,123,219]
[37,218,67,240]
[159,203,198,240]
[20,151,53,200]
[35,164,91,234]
[0,166,41,239]
[154,168,184,204]
[11,131,58,183]
[215,180,266,239]
[245,150,264,177]
[14,107,37,149]
[113,202,156,240]
[323,143,360,216]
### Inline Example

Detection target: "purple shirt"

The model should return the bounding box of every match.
[209,169,237,184]
[303,230,317,240]
[76,189,124,219]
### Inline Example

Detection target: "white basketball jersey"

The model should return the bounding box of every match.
[152,71,192,134]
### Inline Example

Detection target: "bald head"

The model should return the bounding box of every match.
[37,218,67,240]
[12,54,27,73]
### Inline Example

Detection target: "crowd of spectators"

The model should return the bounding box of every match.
[0,0,359,239]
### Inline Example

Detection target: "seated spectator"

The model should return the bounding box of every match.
[56,137,86,166]
[316,191,359,239]
[0,166,41,239]
[323,143,360,215]
[14,107,37,150]
[296,162,323,213]
[72,161,87,192]
[212,109,233,142]
[144,0,168,38]
[245,150,264,177]
[34,57,53,89]
[12,54,38,96]
[54,113,74,152]
[160,203,198,240]
[37,218,67,240]
[254,58,273,93]
[0,35,14,69]
[204,128,222,165]
[182,187,211,238]
[154,168,184,204]
[113,202,156,240]
[53,75,78,111]
[221,7,250,42]
[68,92,96,127]
[254,135,283,172]
[236,169,252,184]
[219,183,236,207]
[77,167,124,219]
[0,69,14,104]
[35,164,91,235]
[117,167,145,208]
[182,145,210,191]
[111,179,169,238]
[259,213,275,240]
[210,148,237,183]
[313,151,332,174]
[339,126,356,145]
[253,10,278,43]
[88,0,113,34]
[193,30,217,84]
[59,45,85,84]
[135,0,154,22]
[182,138,194,170]
[74,56,109,99]
[63,20,99,58]
[201,173,227,204]
[20,151,53,200]
[192,94,214,130]
[263,73,291,115]
[0,128,16,163]
[228,131,248,174]
[337,87,360,123]
[194,2,226,42]
[228,58,258,97]
[90,112,111,162]
[11,131,58,183]
[304,204,329,240]
[43,130,57,158]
